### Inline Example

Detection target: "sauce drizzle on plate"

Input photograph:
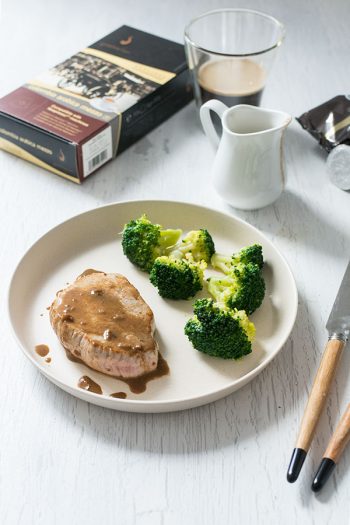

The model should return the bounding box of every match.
[35,344,50,357]
[110,392,127,399]
[65,344,169,394]
[78,375,103,395]
[121,354,169,394]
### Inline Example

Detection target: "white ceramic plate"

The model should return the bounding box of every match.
[8,200,297,413]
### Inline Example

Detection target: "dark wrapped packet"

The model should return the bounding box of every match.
[297,95,350,153]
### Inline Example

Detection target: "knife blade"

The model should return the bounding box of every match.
[326,260,350,339]
[287,260,350,483]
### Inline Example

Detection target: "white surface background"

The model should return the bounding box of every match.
[1,0,350,523]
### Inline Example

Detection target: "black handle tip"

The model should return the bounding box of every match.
[311,458,336,492]
[287,448,307,483]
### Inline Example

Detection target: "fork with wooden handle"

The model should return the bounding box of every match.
[312,403,350,492]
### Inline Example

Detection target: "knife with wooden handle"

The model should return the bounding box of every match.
[287,261,350,483]
[311,403,350,492]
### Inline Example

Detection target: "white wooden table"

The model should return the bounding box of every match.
[1,1,350,523]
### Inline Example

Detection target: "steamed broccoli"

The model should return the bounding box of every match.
[208,262,265,314]
[149,228,215,299]
[171,229,215,263]
[150,256,205,300]
[233,243,264,269]
[209,244,265,314]
[211,243,264,273]
[184,298,255,359]
[122,215,182,272]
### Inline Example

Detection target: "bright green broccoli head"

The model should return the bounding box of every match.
[171,229,215,263]
[149,256,205,300]
[232,244,264,270]
[184,298,255,359]
[122,215,182,272]
[211,243,264,273]
[208,262,265,314]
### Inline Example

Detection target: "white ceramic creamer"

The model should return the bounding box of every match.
[200,100,291,210]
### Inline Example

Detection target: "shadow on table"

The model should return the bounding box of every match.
[37,285,350,495]
[232,188,350,260]
[76,103,202,203]
[285,122,330,164]
[55,119,349,494]
[42,288,350,463]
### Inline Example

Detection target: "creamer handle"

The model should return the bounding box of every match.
[200,100,228,148]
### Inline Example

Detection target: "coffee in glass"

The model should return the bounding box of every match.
[185,9,285,109]
[198,58,266,106]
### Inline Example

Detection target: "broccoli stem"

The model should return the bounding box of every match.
[159,229,182,251]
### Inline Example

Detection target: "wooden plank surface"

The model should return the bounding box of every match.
[1,0,350,523]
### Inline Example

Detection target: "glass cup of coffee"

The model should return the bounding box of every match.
[184,8,285,108]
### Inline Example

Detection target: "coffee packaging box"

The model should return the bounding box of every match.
[0,26,193,183]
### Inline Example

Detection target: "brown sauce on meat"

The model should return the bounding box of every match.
[77,268,104,279]
[53,271,155,356]
[35,344,49,357]
[78,375,102,395]
[65,347,84,364]
[110,392,127,399]
[122,354,170,394]
[65,347,169,395]
[54,270,165,394]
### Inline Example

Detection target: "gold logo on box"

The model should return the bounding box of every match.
[120,36,133,46]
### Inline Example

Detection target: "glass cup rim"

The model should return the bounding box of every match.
[184,8,285,58]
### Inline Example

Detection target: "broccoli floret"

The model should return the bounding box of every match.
[148,228,214,300]
[150,256,205,300]
[233,243,264,269]
[171,229,215,263]
[210,244,265,314]
[184,298,255,359]
[122,215,182,272]
[208,262,265,314]
[211,243,264,273]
